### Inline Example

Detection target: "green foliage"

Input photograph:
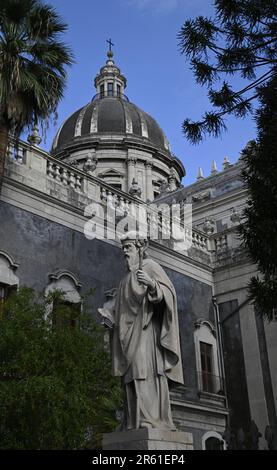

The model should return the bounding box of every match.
[239,73,277,320]
[0,0,74,136]
[178,1,277,320]
[0,288,122,449]
[178,0,277,143]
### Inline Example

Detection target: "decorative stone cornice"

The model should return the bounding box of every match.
[0,250,19,270]
[194,318,216,334]
[49,270,82,289]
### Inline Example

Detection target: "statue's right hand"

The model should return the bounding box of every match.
[136,270,155,290]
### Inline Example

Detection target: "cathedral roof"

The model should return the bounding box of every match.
[51,96,172,154]
[50,47,186,178]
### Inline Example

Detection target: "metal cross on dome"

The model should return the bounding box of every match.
[106,38,114,52]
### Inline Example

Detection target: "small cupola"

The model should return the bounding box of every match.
[94,40,127,99]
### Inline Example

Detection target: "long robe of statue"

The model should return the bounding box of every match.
[104,235,184,430]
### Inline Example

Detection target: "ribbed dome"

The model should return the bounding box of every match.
[52,96,171,154]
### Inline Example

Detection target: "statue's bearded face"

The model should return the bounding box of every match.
[122,241,139,271]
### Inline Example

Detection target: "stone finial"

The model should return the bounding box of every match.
[230,207,241,224]
[168,168,177,192]
[211,160,218,175]
[158,180,170,195]
[83,152,97,174]
[27,125,42,146]
[203,217,215,235]
[69,159,78,167]
[168,176,177,192]
[106,49,115,66]
[223,156,231,170]
[129,178,142,198]
[197,167,204,180]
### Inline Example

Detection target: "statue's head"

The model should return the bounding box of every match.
[120,231,148,270]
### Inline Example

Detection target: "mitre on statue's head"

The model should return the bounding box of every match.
[120,231,149,260]
[120,230,146,242]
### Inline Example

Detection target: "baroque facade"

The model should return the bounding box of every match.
[0,51,276,450]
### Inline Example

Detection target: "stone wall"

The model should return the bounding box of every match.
[0,198,229,448]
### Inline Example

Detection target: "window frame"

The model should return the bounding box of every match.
[194,319,220,394]
[107,82,113,97]
[200,341,214,393]
[45,271,82,325]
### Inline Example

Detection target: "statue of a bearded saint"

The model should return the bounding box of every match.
[98,232,184,430]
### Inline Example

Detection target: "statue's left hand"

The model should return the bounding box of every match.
[136,270,155,290]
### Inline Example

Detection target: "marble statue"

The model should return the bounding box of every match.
[98,231,184,430]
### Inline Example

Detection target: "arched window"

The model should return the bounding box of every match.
[45,271,82,327]
[194,319,223,394]
[0,252,19,312]
[202,431,226,450]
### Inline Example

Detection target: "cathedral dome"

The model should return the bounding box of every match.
[50,46,185,201]
[51,96,171,154]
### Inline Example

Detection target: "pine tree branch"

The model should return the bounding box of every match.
[234,70,273,95]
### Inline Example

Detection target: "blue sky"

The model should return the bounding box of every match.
[35,0,256,185]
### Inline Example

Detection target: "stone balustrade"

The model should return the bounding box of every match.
[46,160,83,192]
[191,230,209,252]
[7,141,26,164]
[209,228,247,266]
[100,186,135,215]
[214,234,228,253]
[5,137,238,264]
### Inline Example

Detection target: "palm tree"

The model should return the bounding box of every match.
[0,0,73,191]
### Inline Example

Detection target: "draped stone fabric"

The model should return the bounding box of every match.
[112,258,184,429]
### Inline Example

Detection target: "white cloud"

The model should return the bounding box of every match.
[125,0,183,13]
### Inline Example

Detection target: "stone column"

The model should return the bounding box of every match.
[146,162,153,201]
[113,80,118,96]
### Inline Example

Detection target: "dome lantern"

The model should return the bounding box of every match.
[94,41,127,99]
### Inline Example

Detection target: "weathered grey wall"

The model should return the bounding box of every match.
[219,299,251,436]
[164,266,214,400]
[0,200,126,306]
[0,200,230,448]
[0,201,213,389]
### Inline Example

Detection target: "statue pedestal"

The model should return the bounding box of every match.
[102,428,193,450]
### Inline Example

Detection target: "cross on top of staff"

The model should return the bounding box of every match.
[106,38,114,52]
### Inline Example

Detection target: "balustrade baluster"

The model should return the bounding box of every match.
[16,147,24,163]
[47,161,54,178]
[54,165,61,181]
[7,144,14,160]
[61,168,68,185]
[69,172,75,188]
[76,175,82,191]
